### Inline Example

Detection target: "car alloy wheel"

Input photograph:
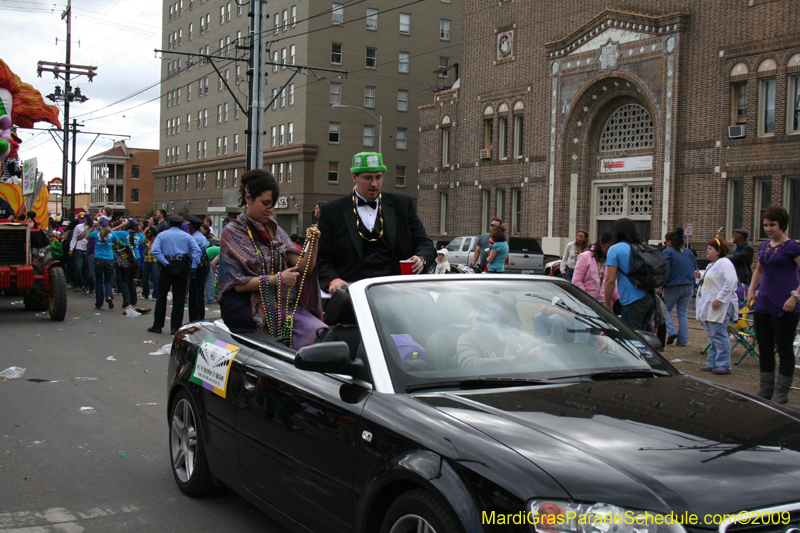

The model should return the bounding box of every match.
[169,390,214,496]
[388,514,438,533]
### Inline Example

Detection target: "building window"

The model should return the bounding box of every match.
[216,137,221,156]
[233,168,238,187]
[203,108,208,126]
[759,78,776,136]
[439,193,448,235]
[731,82,747,125]
[290,44,295,64]
[217,104,222,124]
[282,8,288,30]
[785,177,800,239]
[185,175,190,190]
[331,43,342,64]
[329,122,340,143]
[234,133,239,152]
[186,143,190,160]
[271,126,277,147]
[274,11,280,33]
[187,83,192,101]
[202,172,206,189]
[289,83,295,105]
[131,165,140,178]
[440,19,450,40]
[328,162,339,183]
[441,128,450,167]
[789,75,800,133]
[222,169,227,188]
[366,8,377,29]
[599,104,654,151]
[196,173,201,189]
[330,82,341,104]
[755,178,772,239]
[396,127,407,149]
[481,189,491,230]
[365,47,377,69]
[287,162,292,182]
[332,3,343,24]
[483,117,493,151]
[281,47,287,68]
[223,136,228,154]
[131,189,139,202]
[203,140,207,158]
[288,122,294,144]
[397,89,408,111]
[438,56,450,79]
[498,116,508,159]
[363,125,375,147]
[280,88,286,107]
[291,5,296,25]
[220,5,225,24]
[396,166,406,187]
[496,189,505,222]
[223,102,229,121]
[215,170,221,188]
[398,51,409,72]
[273,51,279,72]
[279,124,285,145]
[513,115,524,158]
[364,86,375,108]
[272,88,278,109]
[278,163,284,183]
[399,13,410,34]
[512,188,522,235]
[726,179,744,241]
[186,113,191,131]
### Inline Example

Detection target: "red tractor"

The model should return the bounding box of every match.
[0,222,67,321]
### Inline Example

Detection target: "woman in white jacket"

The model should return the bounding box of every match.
[696,237,738,374]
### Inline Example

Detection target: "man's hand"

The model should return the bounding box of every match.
[409,255,425,274]
[711,298,722,309]
[329,278,349,293]
[68,250,73,257]
[188,269,197,280]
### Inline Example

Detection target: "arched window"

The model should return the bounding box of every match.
[599,104,654,152]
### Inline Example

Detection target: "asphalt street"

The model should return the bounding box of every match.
[0,291,291,532]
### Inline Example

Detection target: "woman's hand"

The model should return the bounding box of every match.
[280,266,299,286]
[746,288,756,307]
[694,269,701,279]
[784,295,798,312]
[712,298,722,310]
[307,225,321,241]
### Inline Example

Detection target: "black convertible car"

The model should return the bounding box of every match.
[167,275,800,533]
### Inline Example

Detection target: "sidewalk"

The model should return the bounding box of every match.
[662,317,800,410]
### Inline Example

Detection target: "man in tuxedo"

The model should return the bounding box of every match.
[317,152,436,293]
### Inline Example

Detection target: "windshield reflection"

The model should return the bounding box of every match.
[366,279,673,392]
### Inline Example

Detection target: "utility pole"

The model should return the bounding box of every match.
[37,0,96,220]
[247,0,267,171]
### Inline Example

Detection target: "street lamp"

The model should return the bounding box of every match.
[331,104,382,154]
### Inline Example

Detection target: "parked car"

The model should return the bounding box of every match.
[167,274,800,533]
[444,235,546,274]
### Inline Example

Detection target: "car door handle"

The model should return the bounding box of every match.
[244,372,258,391]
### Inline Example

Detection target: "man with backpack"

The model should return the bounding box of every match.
[604,218,667,330]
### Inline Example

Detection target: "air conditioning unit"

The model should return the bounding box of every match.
[480,148,492,160]
[728,124,746,139]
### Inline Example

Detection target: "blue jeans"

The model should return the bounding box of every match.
[73,250,85,289]
[119,265,138,305]
[94,258,115,308]
[620,292,655,331]
[663,284,693,346]
[564,267,574,281]
[86,253,95,291]
[142,261,159,299]
[703,320,731,369]
[205,268,216,302]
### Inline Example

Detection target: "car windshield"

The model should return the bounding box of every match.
[365,278,674,392]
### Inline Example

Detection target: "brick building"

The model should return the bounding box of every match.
[418,1,800,255]
[154,0,460,238]
[88,141,159,219]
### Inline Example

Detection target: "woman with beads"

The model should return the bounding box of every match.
[747,205,800,404]
[218,169,325,348]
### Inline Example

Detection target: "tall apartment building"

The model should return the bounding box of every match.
[418,0,800,254]
[155,0,461,236]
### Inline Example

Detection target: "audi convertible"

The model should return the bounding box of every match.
[167,275,800,533]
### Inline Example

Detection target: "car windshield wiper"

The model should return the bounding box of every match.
[549,368,671,381]
[406,377,547,393]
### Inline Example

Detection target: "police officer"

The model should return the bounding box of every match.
[187,214,209,322]
[148,214,201,335]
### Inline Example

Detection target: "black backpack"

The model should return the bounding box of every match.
[624,243,668,291]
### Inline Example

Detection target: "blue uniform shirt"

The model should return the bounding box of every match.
[152,227,202,268]
[191,231,208,254]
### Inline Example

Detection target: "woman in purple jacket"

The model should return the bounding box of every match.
[747,205,800,404]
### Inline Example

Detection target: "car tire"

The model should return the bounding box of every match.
[169,389,215,497]
[380,488,462,533]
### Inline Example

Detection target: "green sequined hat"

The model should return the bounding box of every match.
[350,152,387,174]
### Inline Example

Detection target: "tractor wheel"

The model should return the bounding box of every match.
[48,267,68,321]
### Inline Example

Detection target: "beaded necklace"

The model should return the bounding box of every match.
[763,238,788,264]
[352,188,384,242]
[245,218,316,347]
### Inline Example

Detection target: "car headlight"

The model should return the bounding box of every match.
[527,500,687,533]
[37,248,48,258]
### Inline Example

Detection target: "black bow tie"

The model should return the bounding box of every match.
[357,197,378,209]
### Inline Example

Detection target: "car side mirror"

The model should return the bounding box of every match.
[295,341,362,375]
[636,330,664,351]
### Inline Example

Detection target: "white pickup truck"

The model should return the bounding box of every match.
[444,235,546,274]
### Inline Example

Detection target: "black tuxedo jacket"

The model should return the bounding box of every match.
[316,191,436,289]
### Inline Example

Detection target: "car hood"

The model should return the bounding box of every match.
[417,375,800,516]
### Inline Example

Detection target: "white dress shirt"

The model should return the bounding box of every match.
[355,191,380,232]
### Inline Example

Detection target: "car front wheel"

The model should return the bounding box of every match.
[380,488,462,533]
[169,389,214,496]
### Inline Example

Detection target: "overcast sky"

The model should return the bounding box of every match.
[6,0,163,194]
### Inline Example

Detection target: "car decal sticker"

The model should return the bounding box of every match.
[189,336,242,398]
[627,339,655,358]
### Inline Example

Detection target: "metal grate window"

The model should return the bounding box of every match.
[628,185,652,216]
[598,186,625,217]
[599,104,654,152]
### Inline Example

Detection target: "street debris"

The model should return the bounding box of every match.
[35,311,47,316]
[10,300,22,305]
[0,367,26,379]
[124,307,142,318]
[136,402,157,407]
[106,356,116,361]
[71,317,90,320]
[142,340,156,344]
[119,450,127,458]
[149,344,172,356]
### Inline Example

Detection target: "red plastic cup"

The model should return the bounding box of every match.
[399,260,414,275]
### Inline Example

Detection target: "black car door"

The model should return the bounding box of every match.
[235,346,370,533]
